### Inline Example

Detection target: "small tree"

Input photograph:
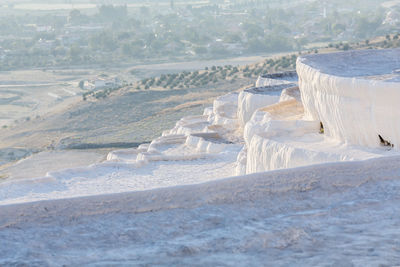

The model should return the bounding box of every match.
[342,43,350,50]
[79,80,85,89]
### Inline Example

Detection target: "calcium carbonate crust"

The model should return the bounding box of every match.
[297,49,400,148]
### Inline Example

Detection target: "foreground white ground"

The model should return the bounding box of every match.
[1,156,400,266]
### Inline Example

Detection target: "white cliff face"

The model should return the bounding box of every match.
[237,90,279,127]
[237,84,296,128]
[297,49,400,149]
[240,98,340,174]
[236,55,400,174]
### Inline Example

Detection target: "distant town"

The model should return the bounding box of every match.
[0,0,398,70]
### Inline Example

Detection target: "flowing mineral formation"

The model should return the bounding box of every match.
[297,48,400,148]
[238,49,400,174]
[2,49,400,266]
[0,49,399,205]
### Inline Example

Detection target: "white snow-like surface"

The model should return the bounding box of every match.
[299,49,400,79]
[0,136,242,206]
[2,156,400,266]
[297,49,400,148]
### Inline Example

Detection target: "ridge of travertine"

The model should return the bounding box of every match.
[297,48,400,149]
[110,49,400,175]
[0,49,399,205]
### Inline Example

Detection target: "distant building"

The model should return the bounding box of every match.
[36,25,53,33]
[84,76,121,90]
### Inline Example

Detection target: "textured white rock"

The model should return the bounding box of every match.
[237,91,279,127]
[212,93,238,119]
[297,49,400,148]
[162,115,210,136]
[234,146,247,175]
[240,98,324,174]
[237,85,296,127]
[246,135,343,173]
[203,107,213,116]
[185,135,227,154]
[279,86,301,102]
[208,92,239,131]
[239,95,388,174]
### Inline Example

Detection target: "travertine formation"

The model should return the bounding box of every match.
[298,49,400,148]
[237,49,400,174]
[82,49,400,177]
[2,49,399,206]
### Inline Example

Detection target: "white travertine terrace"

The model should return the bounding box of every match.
[237,84,295,127]
[297,48,400,148]
[2,50,400,206]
